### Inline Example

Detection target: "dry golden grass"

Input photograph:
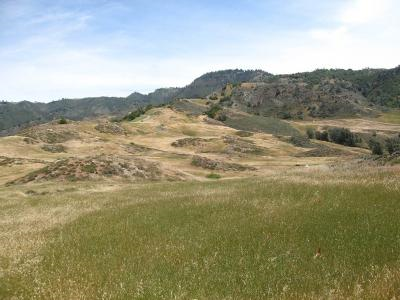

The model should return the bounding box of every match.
[291,118,400,135]
[1,165,400,299]
[0,107,355,184]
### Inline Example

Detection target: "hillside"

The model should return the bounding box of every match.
[218,67,400,119]
[1,105,400,299]
[1,67,399,135]
[0,70,269,136]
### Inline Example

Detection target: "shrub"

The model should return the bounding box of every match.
[306,128,316,139]
[122,107,145,121]
[327,128,358,147]
[386,137,400,154]
[288,135,313,148]
[217,114,227,122]
[278,111,292,120]
[315,130,329,141]
[368,139,383,155]
[220,96,231,104]
[209,95,218,101]
[58,118,67,125]
[205,105,222,119]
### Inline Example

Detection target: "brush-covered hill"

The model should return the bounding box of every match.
[1,67,399,135]
[217,67,400,119]
[0,70,269,136]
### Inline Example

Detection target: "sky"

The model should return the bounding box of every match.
[0,0,399,102]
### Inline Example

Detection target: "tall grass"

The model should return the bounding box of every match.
[1,177,400,299]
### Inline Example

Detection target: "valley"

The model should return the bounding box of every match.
[1,71,400,299]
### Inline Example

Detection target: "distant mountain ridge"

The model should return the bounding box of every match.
[1,67,399,135]
[0,69,269,135]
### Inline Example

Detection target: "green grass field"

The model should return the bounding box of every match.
[1,168,400,299]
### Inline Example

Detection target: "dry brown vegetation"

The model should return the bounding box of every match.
[1,106,400,298]
[0,107,371,186]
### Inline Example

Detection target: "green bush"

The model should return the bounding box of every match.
[122,107,145,121]
[327,128,358,147]
[315,130,329,141]
[58,118,68,125]
[209,95,218,101]
[205,105,222,119]
[368,139,383,155]
[217,114,227,122]
[306,128,316,139]
[288,135,313,148]
[386,137,400,154]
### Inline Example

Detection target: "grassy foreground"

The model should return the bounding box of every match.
[1,170,400,299]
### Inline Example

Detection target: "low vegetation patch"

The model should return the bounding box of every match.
[386,136,400,154]
[281,135,314,148]
[0,156,45,166]
[121,104,157,122]
[172,137,216,148]
[95,122,126,135]
[313,127,361,147]
[124,142,152,154]
[235,130,254,137]
[224,115,300,136]
[172,136,266,156]
[7,156,171,185]
[223,135,266,155]
[58,117,68,125]
[296,144,353,157]
[19,127,79,144]
[206,173,221,179]
[41,144,66,153]
[191,155,255,171]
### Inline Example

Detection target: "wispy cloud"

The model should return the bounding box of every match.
[0,0,399,102]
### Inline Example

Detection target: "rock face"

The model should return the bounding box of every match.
[225,78,374,119]
[7,156,176,184]
[191,155,256,171]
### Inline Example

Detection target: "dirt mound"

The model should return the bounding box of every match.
[95,122,127,135]
[8,156,177,184]
[124,143,152,154]
[41,144,67,153]
[172,136,266,156]
[20,127,79,144]
[23,137,40,144]
[191,155,256,171]
[222,136,265,155]
[172,138,216,148]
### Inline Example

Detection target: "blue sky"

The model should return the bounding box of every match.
[1,0,399,102]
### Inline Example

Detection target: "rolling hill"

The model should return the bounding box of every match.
[1,66,399,136]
